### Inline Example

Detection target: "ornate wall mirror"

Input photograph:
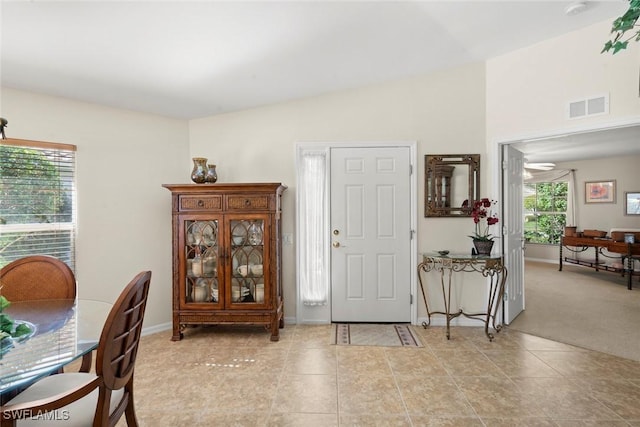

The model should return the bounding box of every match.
[425,154,480,217]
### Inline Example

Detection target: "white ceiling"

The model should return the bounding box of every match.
[1,1,636,163]
[511,124,640,163]
[0,0,628,120]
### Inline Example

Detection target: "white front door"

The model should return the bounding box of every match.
[330,146,411,322]
[502,144,525,323]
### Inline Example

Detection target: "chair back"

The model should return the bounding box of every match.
[94,271,151,425]
[0,270,151,427]
[0,255,76,301]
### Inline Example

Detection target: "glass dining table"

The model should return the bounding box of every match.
[0,299,111,403]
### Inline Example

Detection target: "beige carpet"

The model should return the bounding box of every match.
[508,260,640,361]
[330,323,423,347]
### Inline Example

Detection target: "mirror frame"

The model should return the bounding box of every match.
[424,154,480,217]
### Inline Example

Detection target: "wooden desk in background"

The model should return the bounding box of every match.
[560,236,640,290]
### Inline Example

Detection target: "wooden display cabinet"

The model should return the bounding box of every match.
[163,183,287,341]
[432,164,454,208]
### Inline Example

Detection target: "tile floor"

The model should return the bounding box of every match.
[123,324,640,426]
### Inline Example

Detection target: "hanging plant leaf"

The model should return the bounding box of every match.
[602,0,640,54]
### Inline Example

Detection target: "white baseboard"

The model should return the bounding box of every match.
[294,318,331,325]
[142,318,301,336]
[525,257,558,265]
[142,322,171,337]
[147,317,485,332]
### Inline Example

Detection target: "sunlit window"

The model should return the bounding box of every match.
[524,182,567,245]
[0,139,76,270]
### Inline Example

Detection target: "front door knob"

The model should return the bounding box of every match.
[332,242,340,248]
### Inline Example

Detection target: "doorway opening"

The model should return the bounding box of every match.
[496,120,640,327]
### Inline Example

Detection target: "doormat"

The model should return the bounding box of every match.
[331,323,423,347]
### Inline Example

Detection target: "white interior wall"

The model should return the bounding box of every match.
[571,156,640,231]
[486,19,640,142]
[2,63,491,329]
[189,62,489,324]
[1,87,188,330]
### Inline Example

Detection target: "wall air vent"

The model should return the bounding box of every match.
[567,94,609,119]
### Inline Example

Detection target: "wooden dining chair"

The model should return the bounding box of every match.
[1,270,152,427]
[0,255,87,371]
[0,255,76,301]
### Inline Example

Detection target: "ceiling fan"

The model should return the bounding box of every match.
[524,162,556,171]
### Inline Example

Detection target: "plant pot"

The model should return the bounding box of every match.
[473,239,494,256]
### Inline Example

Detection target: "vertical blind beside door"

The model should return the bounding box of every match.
[297,149,329,305]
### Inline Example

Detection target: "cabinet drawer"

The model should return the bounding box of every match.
[226,195,270,211]
[179,195,223,211]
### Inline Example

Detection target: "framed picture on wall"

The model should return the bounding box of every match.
[585,180,616,203]
[625,191,640,215]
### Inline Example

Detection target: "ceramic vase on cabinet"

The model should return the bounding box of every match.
[191,157,207,184]
[205,164,218,183]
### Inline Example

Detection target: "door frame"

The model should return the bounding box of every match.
[490,117,640,323]
[295,141,418,325]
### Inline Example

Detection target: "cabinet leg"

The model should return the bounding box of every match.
[171,323,184,341]
[270,313,282,341]
[270,323,280,341]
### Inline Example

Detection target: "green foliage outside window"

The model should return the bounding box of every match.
[524,182,568,245]
[0,145,74,267]
[0,146,71,224]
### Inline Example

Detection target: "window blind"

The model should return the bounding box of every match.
[0,138,77,271]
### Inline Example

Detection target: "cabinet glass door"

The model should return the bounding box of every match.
[185,220,219,304]
[230,219,265,305]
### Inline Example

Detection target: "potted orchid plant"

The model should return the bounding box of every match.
[463,198,499,255]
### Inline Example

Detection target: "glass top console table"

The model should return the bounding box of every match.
[418,253,507,341]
